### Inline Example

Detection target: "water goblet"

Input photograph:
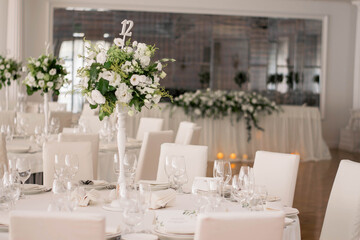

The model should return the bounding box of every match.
[15,157,31,196]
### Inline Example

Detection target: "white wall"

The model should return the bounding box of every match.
[20,0,357,148]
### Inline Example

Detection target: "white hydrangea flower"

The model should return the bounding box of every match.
[49,68,57,76]
[139,56,150,68]
[96,51,107,64]
[36,72,44,79]
[91,89,106,104]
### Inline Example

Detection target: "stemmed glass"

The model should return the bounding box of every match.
[172,156,188,193]
[213,160,232,198]
[15,157,31,196]
[64,154,79,180]
[123,190,144,234]
[238,166,255,207]
[54,154,68,180]
[164,155,175,188]
[231,174,241,201]
[124,152,138,188]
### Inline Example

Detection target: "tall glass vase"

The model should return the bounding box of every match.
[43,92,49,135]
[116,103,127,200]
[5,84,9,111]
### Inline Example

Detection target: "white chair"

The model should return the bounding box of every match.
[253,151,300,207]
[190,126,202,145]
[194,211,284,240]
[10,211,105,240]
[135,130,174,182]
[43,141,93,187]
[320,160,360,240]
[0,133,8,168]
[0,111,16,127]
[135,117,164,141]
[174,121,196,145]
[78,115,102,133]
[156,143,208,191]
[25,102,40,113]
[16,112,44,135]
[50,111,73,132]
[58,133,99,179]
[48,102,67,111]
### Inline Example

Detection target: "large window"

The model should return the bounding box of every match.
[53,8,322,112]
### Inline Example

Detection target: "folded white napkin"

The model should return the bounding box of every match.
[150,189,176,209]
[106,225,121,235]
[23,184,47,191]
[71,189,101,207]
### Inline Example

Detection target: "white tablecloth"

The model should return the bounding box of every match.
[124,104,330,161]
[0,191,300,240]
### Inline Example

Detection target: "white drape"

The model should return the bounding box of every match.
[0,0,23,110]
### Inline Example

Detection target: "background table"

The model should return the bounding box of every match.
[125,104,331,161]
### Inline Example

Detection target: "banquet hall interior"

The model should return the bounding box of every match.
[0,0,360,240]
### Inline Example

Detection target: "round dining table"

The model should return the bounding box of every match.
[0,189,301,240]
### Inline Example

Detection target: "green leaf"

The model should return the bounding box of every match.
[89,64,99,82]
[104,61,111,69]
[97,78,109,95]
[26,86,34,96]
[90,103,98,109]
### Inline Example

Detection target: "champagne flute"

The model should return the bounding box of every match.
[213,160,232,198]
[124,152,138,188]
[164,155,174,188]
[172,156,187,193]
[15,157,31,196]
[65,154,79,180]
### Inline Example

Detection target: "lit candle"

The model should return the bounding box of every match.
[217,152,224,159]
[242,154,248,160]
[231,163,236,169]
[230,153,237,160]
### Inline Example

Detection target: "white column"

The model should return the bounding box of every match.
[6,0,23,110]
[353,1,360,109]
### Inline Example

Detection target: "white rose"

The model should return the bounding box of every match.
[91,89,106,104]
[115,83,132,103]
[138,75,147,83]
[4,72,11,79]
[160,71,167,79]
[55,79,63,90]
[38,80,45,88]
[130,74,140,86]
[110,73,121,88]
[35,61,41,67]
[139,56,150,68]
[114,38,124,47]
[47,82,54,87]
[156,61,162,71]
[0,65,4,70]
[99,71,113,81]
[86,95,96,105]
[49,68,57,76]
[36,72,44,79]
[6,64,10,68]
[96,51,107,64]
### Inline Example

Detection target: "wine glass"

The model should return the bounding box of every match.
[172,156,188,193]
[238,166,255,207]
[124,152,137,187]
[15,157,31,195]
[54,154,67,179]
[231,174,241,201]
[138,183,151,211]
[65,154,79,180]
[123,191,144,234]
[164,155,175,187]
[213,160,232,197]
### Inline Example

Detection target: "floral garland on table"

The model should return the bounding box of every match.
[77,37,174,120]
[172,89,281,141]
[23,54,68,96]
[0,55,22,89]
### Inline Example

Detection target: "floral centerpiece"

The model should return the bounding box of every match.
[0,55,22,89]
[77,38,173,120]
[0,55,22,110]
[23,54,68,134]
[172,89,280,141]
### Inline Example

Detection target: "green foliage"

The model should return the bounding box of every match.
[234,71,248,88]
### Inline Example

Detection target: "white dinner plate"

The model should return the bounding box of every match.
[284,207,299,217]
[153,229,194,240]
[81,184,107,190]
[22,184,50,195]
[106,231,121,239]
